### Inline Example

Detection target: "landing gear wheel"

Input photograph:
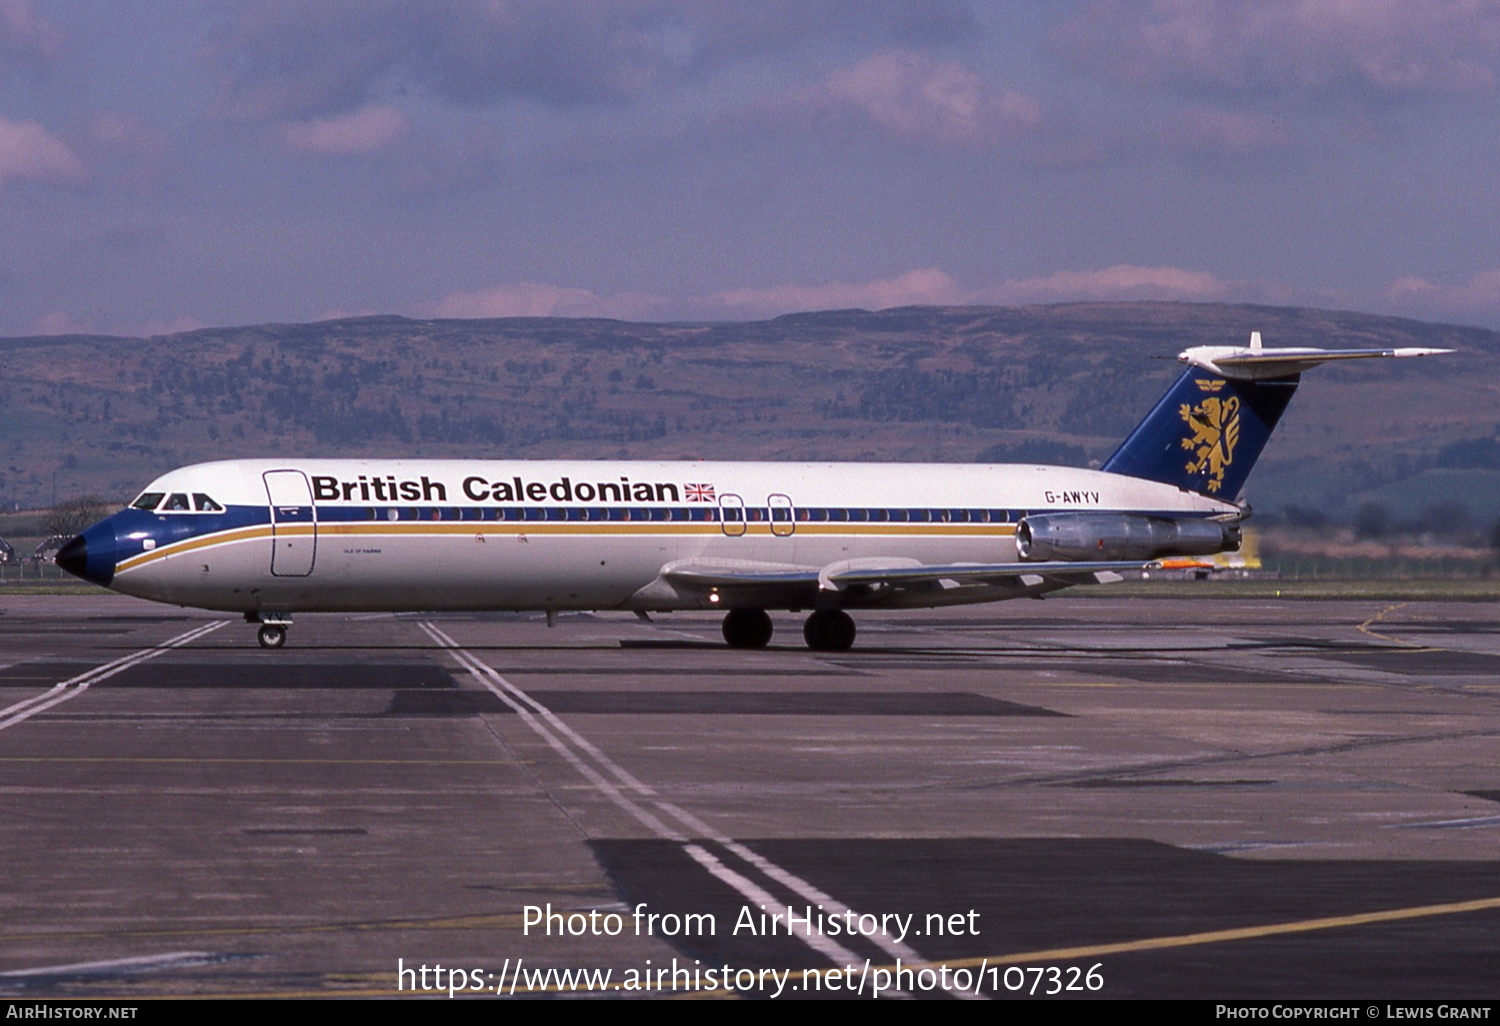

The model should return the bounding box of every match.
[803,610,856,652]
[722,609,773,649]
[257,624,287,649]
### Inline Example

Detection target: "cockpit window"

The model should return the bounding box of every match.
[161,493,191,512]
[131,492,165,511]
[193,493,224,512]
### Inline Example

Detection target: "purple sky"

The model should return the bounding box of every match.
[3,0,1500,336]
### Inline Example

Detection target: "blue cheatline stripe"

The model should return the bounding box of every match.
[135,503,1224,536]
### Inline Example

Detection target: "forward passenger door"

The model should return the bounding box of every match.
[263,470,318,576]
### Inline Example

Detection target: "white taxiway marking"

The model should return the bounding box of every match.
[681,843,865,967]
[0,621,228,732]
[1392,814,1500,830]
[420,620,971,995]
[0,951,221,980]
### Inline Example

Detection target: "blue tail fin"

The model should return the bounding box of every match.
[1101,369,1298,499]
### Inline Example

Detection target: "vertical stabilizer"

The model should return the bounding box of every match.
[1101,368,1298,499]
[1103,332,1450,498]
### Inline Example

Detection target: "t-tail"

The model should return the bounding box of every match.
[1101,332,1452,500]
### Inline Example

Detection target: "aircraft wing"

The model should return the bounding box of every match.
[824,560,1147,588]
[661,559,1147,592]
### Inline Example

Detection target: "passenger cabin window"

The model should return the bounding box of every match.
[161,493,191,512]
[192,494,223,512]
[131,492,165,511]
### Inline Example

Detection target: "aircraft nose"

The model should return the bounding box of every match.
[55,534,88,578]
[54,525,115,587]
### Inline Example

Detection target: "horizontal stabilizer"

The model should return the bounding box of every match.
[1180,331,1452,381]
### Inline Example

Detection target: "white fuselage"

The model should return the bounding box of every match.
[92,458,1235,616]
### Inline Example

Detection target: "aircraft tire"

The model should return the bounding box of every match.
[803,610,855,652]
[257,624,287,649]
[722,609,772,648]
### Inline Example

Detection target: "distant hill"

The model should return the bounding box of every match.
[5,302,1496,520]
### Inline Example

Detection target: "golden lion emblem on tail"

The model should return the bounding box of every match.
[1178,389,1240,493]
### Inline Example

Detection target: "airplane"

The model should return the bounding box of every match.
[55,333,1448,651]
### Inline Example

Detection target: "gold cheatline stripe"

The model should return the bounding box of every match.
[115,522,1017,573]
[116,525,266,572]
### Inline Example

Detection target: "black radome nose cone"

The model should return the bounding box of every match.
[55,534,88,579]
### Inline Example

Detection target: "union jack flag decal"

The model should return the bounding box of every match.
[685,483,716,502]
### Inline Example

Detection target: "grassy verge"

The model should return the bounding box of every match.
[0,581,115,595]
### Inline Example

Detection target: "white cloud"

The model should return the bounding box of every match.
[211,1,975,123]
[0,117,86,187]
[705,267,968,317]
[1054,0,1500,103]
[761,51,1043,149]
[428,282,667,321]
[423,264,1253,324]
[984,264,1233,303]
[1386,269,1500,324]
[700,264,1234,317]
[823,51,1042,147]
[0,0,62,63]
[280,105,409,155]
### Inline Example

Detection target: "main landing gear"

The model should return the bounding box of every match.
[719,608,857,652]
[803,609,856,652]
[246,612,292,649]
[721,608,773,649]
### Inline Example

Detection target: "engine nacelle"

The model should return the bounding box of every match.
[1016,513,1240,562]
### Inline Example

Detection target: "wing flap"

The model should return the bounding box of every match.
[826,560,1147,588]
[662,565,821,588]
[660,558,1147,592]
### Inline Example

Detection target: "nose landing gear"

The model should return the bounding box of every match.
[246,612,292,649]
[803,610,856,652]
